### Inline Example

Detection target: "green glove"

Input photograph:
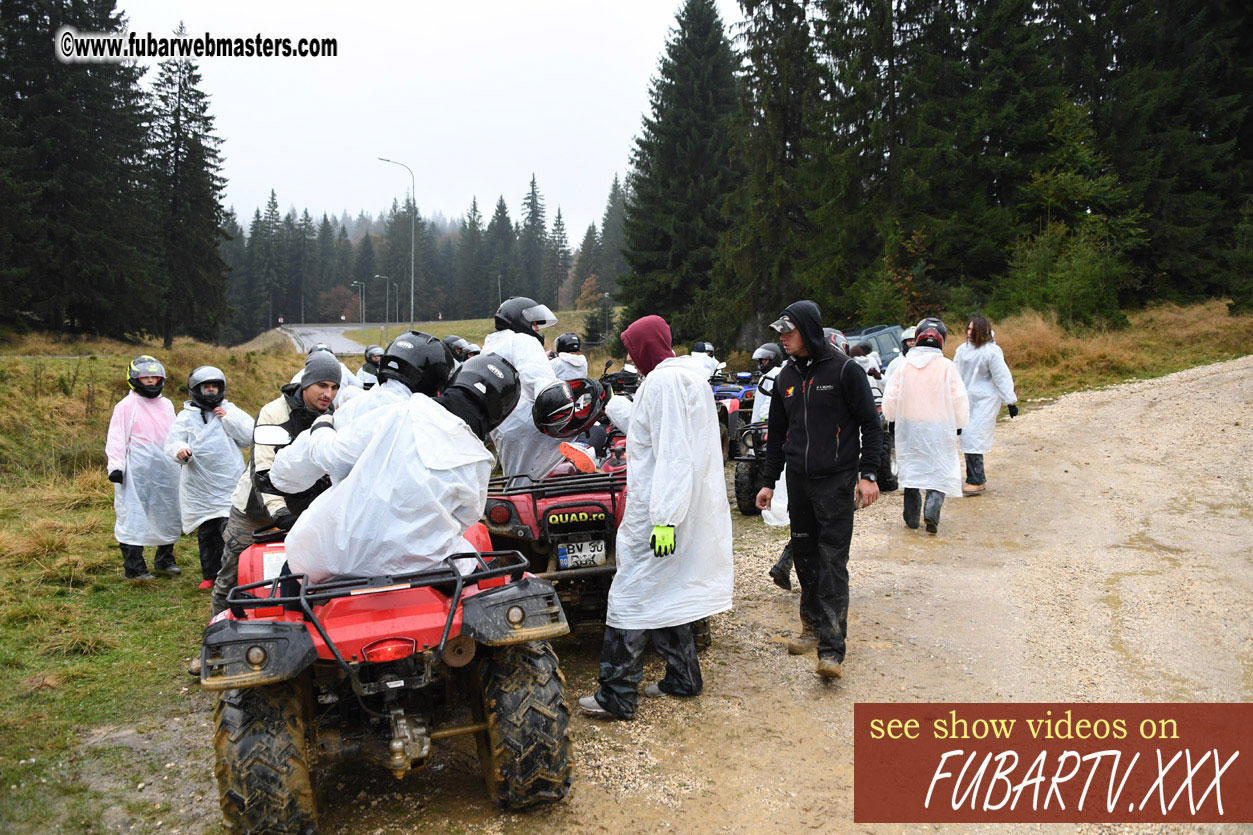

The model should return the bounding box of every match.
[649,525,676,558]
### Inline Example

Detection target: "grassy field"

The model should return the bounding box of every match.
[0,299,1248,830]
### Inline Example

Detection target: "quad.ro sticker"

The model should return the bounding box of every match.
[854,703,1251,823]
[548,511,607,525]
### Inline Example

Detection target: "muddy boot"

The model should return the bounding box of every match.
[187,654,202,677]
[902,488,921,529]
[816,657,843,679]
[787,630,818,655]
[768,542,794,590]
[923,490,944,534]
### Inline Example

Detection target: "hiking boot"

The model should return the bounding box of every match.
[127,573,157,584]
[925,518,938,534]
[577,695,621,719]
[786,631,819,655]
[642,683,668,698]
[187,655,202,677]
[962,483,986,497]
[153,565,182,577]
[768,562,792,591]
[816,658,843,679]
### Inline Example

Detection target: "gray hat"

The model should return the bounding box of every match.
[302,351,341,390]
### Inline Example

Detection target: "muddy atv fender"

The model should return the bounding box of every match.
[200,620,318,691]
[460,576,569,645]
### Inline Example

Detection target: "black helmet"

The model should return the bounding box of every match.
[914,317,947,349]
[823,328,849,354]
[495,296,557,342]
[442,334,472,362]
[307,343,333,356]
[555,332,581,354]
[532,378,607,438]
[693,341,714,355]
[364,344,383,363]
[463,342,481,358]
[127,355,166,398]
[378,331,454,395]
[751,343,784,375]
[445,354,521,432]
[187,365,226,410]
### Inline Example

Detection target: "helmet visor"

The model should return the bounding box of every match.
[522,303,558,330]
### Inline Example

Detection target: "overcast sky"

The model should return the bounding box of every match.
[113,0,746,237]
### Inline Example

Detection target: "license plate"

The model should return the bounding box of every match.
[557,538,606,569]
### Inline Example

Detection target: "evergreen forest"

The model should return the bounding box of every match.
[2,0,1250,349]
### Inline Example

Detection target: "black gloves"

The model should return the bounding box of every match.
[108,469,124,485]
[272,511,298,531]
[1007,404,1019,418]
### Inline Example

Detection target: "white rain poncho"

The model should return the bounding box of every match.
[693,352,722,377]
[105,392,182,545]
[355,365,379,388]
[882,353,905,395]
[549,352,588,381]
[269,378,413,491]
[882,347,970,497]
[282,394,494,584]
[953,341,1017,454]
[607,355,733,630]
[482,328,563,481]
[750,365,781,424]
[164,401,253,532]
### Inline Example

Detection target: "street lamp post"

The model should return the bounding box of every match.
[378,157,416,329]
[351,280,365,329]
[374,274,389,335]
[392,282,399,330]
[497,274,503,307]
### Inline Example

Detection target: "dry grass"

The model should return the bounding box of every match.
[970,300,1253,401]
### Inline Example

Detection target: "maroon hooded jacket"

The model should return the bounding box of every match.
[620,315,676,375]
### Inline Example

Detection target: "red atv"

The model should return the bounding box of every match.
[483,438,628,626]
[199,523,573,833]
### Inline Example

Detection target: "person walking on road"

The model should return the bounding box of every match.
[580,315,733,719]
[882,318,969,534]
[953,315,1018,495]
[105,355,182,582]
[755,301,882,680]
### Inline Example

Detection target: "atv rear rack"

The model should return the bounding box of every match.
[489,470,626,499]
[224,551,529,684]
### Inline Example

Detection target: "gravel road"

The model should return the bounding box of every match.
[78,356,1252,833]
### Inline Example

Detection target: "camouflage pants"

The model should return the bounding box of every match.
[594,624,703,719]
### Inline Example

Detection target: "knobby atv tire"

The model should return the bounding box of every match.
[213,681,317,835]
[877,428,899,492]
[734,459,763,516]
[474,642,573,809]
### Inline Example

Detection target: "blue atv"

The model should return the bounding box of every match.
[710,371,758,460]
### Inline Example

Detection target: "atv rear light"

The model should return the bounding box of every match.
[487,503,512,525]
[362,637,417,663]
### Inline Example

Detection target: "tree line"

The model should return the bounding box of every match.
[4,0,1249,349]
[620,0,1253,346]
[217,174,629,344]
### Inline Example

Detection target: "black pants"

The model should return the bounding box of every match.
[595,624,702,719]
[903,488,945,527]
[196,516,227,580]
[964,453,986,485]
[786,468,856,662]
[119,543,175,578]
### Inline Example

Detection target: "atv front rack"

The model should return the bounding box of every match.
[224,551,529,681]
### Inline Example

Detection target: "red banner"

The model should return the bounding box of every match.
[854,703,1253,823]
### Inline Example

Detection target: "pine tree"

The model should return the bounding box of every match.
[574,224,600,284]
[219,208,250,343]
[454,198,487,318]
[596,175,630,292]
[542,209,572,306]
[619,0,741,338]
[484,196,517,312]
[518,175,547,301]
[710,0,820,343]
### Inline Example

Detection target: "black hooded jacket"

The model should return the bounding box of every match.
[761,301,882,486]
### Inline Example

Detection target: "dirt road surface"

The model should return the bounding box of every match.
[77,356,1252,833]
